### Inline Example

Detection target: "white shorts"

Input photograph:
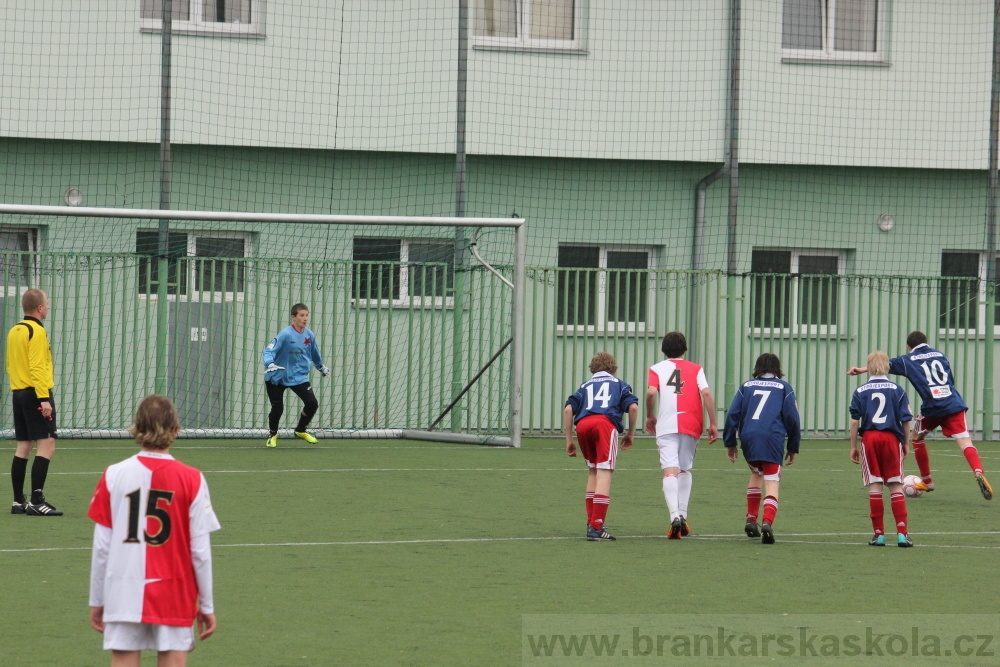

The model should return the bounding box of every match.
[104,622,195,652]
[656,433,699,470]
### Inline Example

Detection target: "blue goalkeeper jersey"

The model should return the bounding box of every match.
[888,343,967,417]
[850,376,913,444]
[262,325,325,386]
[722,375,801,464]
[565,371,639,434]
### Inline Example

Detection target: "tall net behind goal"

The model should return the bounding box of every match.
[0,208,524,446]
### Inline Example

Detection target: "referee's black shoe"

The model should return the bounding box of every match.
[11,499,26,515]
[26,497,63,516]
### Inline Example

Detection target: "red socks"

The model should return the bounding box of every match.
[911,439,932,482]
[890,492,908,535]
[869,491,885,535]
[762,496,778,525]
[962,445,984,475]
[746,487,762,521]
[590,495,610,530]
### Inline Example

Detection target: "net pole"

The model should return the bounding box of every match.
[724,0,742,405]
[452,0,469,433]
[984,0,1000,439]
[155,0,174,395]
[510,222,526,448]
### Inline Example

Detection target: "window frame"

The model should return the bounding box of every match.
[937,251,1000,338]
[556,243,655,335]
[137,230,251,302]
[473,0,587,54]
[140,0,264,38]
[351,238,457,310]
[750,248,847,336]
[781,0,887,64]
[0,227,39,297]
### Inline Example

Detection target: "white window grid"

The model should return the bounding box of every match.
[782,0,886,64]
[751,249,847,337]
[140,231,251,303]
[140,0,264,38]
[937,252,1000,338]
[556,244,655,335]
[352,239,456,310]
[0,228,39,298]
[473,0,586,53]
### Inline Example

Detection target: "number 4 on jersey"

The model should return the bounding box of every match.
[666,369,684,394]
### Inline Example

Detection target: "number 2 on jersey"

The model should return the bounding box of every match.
[124,488,175,546]
[585,382,612,409]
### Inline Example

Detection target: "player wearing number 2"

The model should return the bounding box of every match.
[723,353,800,545]
[849,351,914,547]
[88,395,221,666]
[564,352,640,541]
[645,331,719,539]
[848,330,992,500]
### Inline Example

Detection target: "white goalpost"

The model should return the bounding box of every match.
[0,204,527,447]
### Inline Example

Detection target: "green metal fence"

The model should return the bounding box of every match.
[0,255,994,439]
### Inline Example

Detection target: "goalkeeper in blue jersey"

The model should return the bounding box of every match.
[723,353,801,545]
[261,303,329,448]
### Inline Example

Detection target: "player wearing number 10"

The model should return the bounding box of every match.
[723,353,800,545]
[88,395,221,666]
[847,330,992,500]
[564,352,640,541]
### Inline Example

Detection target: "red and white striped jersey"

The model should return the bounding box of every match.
[649,358,710,438]
[88,452,221,626]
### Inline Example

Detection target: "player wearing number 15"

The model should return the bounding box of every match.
[88,395,221,666]
[645,331,719,539]
[564,352,639,541]
[722,353,800,545]
[849,351,914,547]
[847,330,992,500]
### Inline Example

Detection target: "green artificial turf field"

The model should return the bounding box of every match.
[1,436,998,666]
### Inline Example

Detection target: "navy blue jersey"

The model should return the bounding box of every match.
[849,376,913,444]
[888,344,967,417]
[723,376,801,465]
[565,371,639,433]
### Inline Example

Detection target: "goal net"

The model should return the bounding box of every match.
[0,206,525,446]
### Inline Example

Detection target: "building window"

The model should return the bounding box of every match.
[352,238,455,306]
[137,231,248,299]
[474,0,583,52]
[0,229,38,295]
[938,251,1000,334]
[557,245,651,332]
[751,249,844,333]
[782,0,884,63]
[141,0,261,37]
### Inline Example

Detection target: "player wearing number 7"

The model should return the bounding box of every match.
[847,331,992,500]
[722,353,800,545]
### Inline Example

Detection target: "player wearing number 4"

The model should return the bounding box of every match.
[848,330,992,500]
[723,353,800,545]
[262,303,330,448]
[564,352,639,541]
[849,351,914,547]
[88,395,221,666]
[645,331,719,539]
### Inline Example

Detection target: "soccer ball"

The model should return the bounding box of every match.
[902,475,924,498]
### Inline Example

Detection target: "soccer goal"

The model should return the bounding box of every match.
[0,204,526,447]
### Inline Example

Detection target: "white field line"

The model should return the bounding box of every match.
[2,531,999,554]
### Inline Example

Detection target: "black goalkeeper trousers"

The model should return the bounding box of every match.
[265,381,318,434]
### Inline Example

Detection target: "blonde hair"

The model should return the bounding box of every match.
[589,352,618,375]
[867,350,890,376]
[129,395,180,451]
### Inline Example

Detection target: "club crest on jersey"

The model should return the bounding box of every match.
[304,337,310,345]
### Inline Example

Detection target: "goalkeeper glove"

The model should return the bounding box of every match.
[319,365,331,377]
[265,363,284,374]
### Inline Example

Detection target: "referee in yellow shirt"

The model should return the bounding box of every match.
[8,288,61,516]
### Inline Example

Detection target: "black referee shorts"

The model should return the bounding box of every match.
[11,389,57,441]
